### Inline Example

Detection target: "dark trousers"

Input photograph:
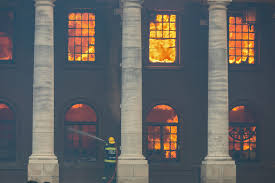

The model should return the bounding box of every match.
[103,163,116,183]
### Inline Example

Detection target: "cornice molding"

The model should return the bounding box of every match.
[34,0,55,7]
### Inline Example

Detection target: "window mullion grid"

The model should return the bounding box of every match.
[161,14,163,41]
[73,15,76,61]
[169,126,172,159]
[88,12,90,61]
[77,124,81,155]
[81,13,83,61]
[240,19,243,64]
[160,124,164,160]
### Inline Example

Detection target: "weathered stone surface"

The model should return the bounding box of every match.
[201,1,236,183]
[28,157,59,183]
[201,160,236,183]
[28,0,59,182]
[118,0,148,183]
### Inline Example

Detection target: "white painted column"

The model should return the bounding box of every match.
[28,0,59,182]
[117,0,149,182]
[201,1,236,183]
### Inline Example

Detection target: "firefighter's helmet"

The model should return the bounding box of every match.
[108,137,115,144]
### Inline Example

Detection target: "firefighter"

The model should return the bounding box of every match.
[102,136,117,183]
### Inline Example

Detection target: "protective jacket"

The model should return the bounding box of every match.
[104,143,117,163]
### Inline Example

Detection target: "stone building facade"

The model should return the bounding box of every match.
[0,0,275,183]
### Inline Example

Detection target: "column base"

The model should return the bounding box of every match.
[28,154,59,183]
[117,158,149,183]
[201,158,236,183]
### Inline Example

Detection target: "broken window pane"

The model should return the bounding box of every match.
[228,10,256,65]
[149,13,177,63]
[67,10,95,62]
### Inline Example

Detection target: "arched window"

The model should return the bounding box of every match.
[0,103,15,160]
[144,104,179,161]
[64,103,97,161]
[229,105,256,161]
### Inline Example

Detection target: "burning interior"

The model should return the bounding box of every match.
[229,105,256,161]
[0,11,13,61]
[149,14,177,63]
[65,103,97,161]
[67,11,95,62]
[228,10,256,64]
[145,105,179,160]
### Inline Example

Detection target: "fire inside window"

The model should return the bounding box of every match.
[229,106,256,161]
[67,11,95,62]
[228,12,256,64]
[149,14,176,63]
[0,103,16,160]
[64,103,97,161]
[145,105,179,161]
[0,11,13,61]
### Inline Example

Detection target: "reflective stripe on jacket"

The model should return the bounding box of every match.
[104,144,117,163]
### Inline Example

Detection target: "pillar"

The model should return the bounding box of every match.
[117,0,149,183]
[28,0,59,182]
[201,0,236,183]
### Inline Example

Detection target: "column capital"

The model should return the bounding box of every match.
[121,0,143,2]
[208,0,231,7]
[121,0,143,6]
[208,0,230,11]
[34,0,55,7]
[208,0,231,3]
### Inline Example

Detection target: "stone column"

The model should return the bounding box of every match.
[117,0,149,183]
[28,0,59,182]
[201,1,236,183]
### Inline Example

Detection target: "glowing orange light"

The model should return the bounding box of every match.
[71,104,83,109]
[0,104,9,109]
[68,12,95,62]
[0,34,13,60]
[229,105,256,160]
[232,106,245,111]
[149,14,176,63]
[65,104,97,122]
[147,105,178,159]
[0,11,13,61]
[228,16,255,64]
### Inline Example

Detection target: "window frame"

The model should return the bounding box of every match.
[143,104,180,162]
[64,103,99,162]
[143,10,182,69]
[227,7,259,71]
[65,8,97,65]
[0,102,16,161]
[229,105,257,162]
[0,9,15,64]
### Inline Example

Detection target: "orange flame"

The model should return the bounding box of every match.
[67,12,95,62]
[232,106,245,112]
[243,126,256,151]
[147,105,178,159]
[0,103,9,109]
[0,34,13,60]
[228,16,255,64]
[71,104,83,109]
[149,14,176,63]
